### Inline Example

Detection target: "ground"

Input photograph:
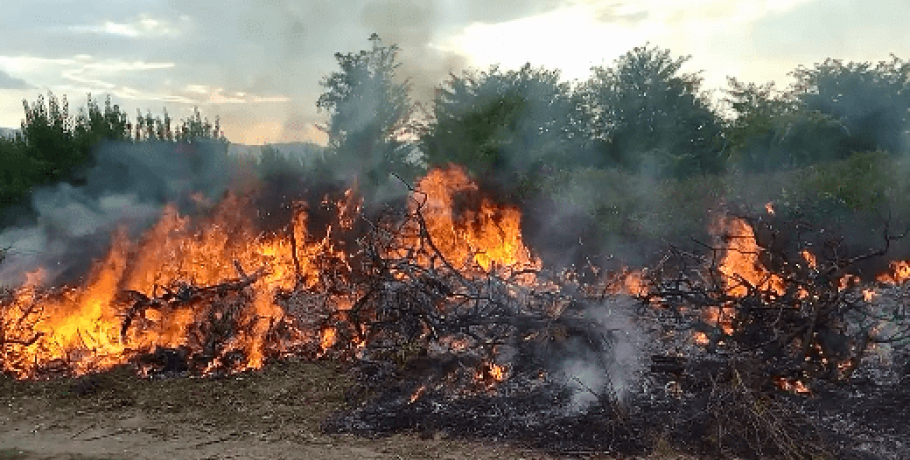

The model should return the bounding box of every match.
[0,359,698,460]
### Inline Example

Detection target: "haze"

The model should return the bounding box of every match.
[0,0,907,145]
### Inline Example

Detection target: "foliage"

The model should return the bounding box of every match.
[790,55,910,155]
[420,63,584,192]
[317,34,417,188]
[580,44,726,178]
[0,92,227,218]
[723,78,793,170]
[725,55,910,172]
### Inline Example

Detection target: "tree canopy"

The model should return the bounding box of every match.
[316,33,416,185]
[581,44,726,177]
[421,63,583,189]
[790,56,910,156]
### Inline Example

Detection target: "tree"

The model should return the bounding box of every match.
[421,63,584,188]
[2,93,228,219]
[173,107,226,143]
[790,55,910,155]
[581,44,725,177]
[19,92,80,182]
[316,34,416,185]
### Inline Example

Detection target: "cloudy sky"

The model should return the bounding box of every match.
[0,0,907,145]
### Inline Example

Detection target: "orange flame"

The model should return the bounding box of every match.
[773,376,811,394]
[475,362,507,386]
[0,167,540,380]
[877,260,910,285]
[712,215,785,298]
[863,289,876,302]
[402,166,539,276]
[800,249,817,270]
[319,327,337,352]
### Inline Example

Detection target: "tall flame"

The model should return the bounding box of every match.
[0,167,538,379]
[400,166,539,276]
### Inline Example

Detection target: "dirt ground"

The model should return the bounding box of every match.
[0,360,603,460]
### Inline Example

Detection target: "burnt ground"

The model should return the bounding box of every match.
[0,358,712,460]
[323,353,910,460]
[0,357,908,459]
[0,360,565,460]
[802,377,910,459]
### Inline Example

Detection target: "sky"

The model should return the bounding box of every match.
[0,0,907,145]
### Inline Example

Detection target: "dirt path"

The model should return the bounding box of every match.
[0,361,560,460]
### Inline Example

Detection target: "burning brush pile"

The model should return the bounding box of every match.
[2,164,910,458]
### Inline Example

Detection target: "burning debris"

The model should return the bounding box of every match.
[640,212,910,390]
[3,164,910,458]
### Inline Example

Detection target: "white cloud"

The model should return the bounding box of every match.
[438,0,821,84]
[66,13,190,38]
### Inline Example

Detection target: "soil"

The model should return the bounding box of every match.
[0,360,569,460]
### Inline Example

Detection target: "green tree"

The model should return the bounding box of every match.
[421,63,584,188]
[19,92,81,182]
[1,93,228,218]
[173,107,226,143]
[316,34,415,185]
[74,94,132,147]
[790,55,910,155]
[724,76,862,172]
[581,44,725,177]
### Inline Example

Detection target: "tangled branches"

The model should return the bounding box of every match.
[642,212,910,386]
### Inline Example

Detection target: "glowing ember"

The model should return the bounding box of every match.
[704,305,735,337]
[877,260,910,285]
[773,376,811,394]
[319,327,337,352]
[409,384,426,404]
[838,274,860,291]
[800,249,817,270]
[863,289,876,302]
[765,202,775,216]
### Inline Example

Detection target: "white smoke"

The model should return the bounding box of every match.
[0,140,238,289]
[558,296,644,412]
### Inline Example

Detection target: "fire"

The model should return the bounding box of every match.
[319,328,337,352]
[800,249,817,270]
[475,362,507,386]
[712,215,785,298]
[689,215,787,345]
[489,363,506,381]
[877,260,910,284]
[402,166,539,276]
[765,202,775,216]
[606,268,648,296]
[773,376,811,395]
[863,289,876,302]
[0,166,538,380]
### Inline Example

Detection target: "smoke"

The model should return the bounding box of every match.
[556,296,644,412]
[0,140,240,288]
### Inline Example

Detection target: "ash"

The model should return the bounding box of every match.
[325,287,910,459]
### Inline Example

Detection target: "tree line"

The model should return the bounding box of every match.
[3,34,909,215]
[319,35,910,199]
[0,94,226,213]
